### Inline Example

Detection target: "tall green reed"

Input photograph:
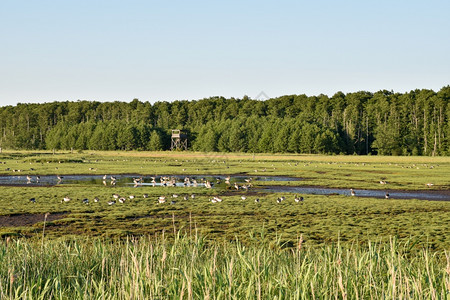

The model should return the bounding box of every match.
[0,231,449,299]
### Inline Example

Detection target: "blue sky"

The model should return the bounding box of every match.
[1,0,449,106]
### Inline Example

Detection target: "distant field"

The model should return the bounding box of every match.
[1,150,449,190]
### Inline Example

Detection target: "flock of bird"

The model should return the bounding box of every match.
[29,191,307,205]
[23,172,414,204]
[20,173,431,202]
[52,193,196,206]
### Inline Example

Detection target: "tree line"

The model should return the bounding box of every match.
[1,87,449,155]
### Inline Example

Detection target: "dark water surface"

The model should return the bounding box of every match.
[260,186,450,201]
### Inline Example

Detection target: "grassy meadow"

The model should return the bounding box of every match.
[0,150,449,298]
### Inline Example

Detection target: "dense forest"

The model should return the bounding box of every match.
[1,87,450,155]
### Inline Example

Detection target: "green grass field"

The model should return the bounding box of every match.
[0,151,449,298]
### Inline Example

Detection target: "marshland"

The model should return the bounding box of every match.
[0,151,449,298]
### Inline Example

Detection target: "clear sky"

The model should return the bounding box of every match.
[1,0,449,106]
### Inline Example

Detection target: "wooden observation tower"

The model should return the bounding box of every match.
[171,129,188,151]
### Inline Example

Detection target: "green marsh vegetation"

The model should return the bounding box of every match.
[0,151,449,298]
[1,233,449,299]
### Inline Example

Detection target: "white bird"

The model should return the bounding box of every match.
[158,196,166,204]
[241,196,247,200]
[294,195,304,203]
[108,200,116,205]
[112,194,120,199]
[350,189,356,196]
[254,198,260,203]
[129,195,135,200]
[426,183,434,187]
[191,194,195,199]
[63,196,71,202]
[143,194,149,198]
[94,197,99,203]
[172,194,179,198]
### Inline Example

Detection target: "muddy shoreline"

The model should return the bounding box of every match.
[0,212,68,227]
